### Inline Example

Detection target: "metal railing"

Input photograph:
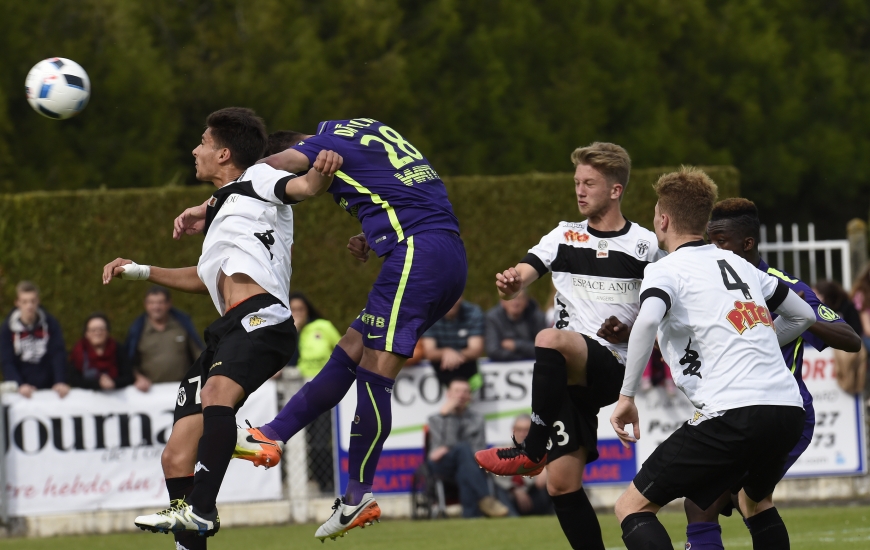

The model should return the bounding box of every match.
[759,223,852,291]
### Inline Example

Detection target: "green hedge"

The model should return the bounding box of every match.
[0,167,739,345]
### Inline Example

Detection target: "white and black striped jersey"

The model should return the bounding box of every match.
[639,242,802,413]
[198,163,298,315]
[522,220,665,361]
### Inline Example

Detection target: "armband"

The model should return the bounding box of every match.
[119,262,151,281]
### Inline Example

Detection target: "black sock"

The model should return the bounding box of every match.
[746,507,790,550]
[523,346,567,461]
[551,488,604,550]
[188,405,236,514]
[621,512,672,550]
[166,476,206,550]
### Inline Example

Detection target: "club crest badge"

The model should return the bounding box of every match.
[635,239,650,258]
[177,387,187,407]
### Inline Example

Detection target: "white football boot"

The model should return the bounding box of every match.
[315,493,381,542]
[134,499,220,537]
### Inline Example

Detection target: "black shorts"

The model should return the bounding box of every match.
[633,405,805,509]
[546,335,625,464]
[173,294,297,423]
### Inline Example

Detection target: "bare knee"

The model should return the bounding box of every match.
[200,375,244,408]
[547,475,582,497]
[614,484,658,523]
[161,444,195,478]
[535,328,564,350]
[338,328,363,363]
[685,497,720,523]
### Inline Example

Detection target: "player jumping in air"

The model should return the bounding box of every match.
[474,142,664,550]
[174,118,466,541]
[611,167,816,550]
[679,198,862,549]
[103,107,341,549]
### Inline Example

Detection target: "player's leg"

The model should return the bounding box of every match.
[162,413,205,550]
[547,448,605,550]
[254,328,363,445]
[684,493,730,550]
[614,483,670,549]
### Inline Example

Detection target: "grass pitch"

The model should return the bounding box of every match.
[1,505,868,549]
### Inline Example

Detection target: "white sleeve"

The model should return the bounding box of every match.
[772,288,816,346]
[249,165,300,205]
[754,270,784,304]
[621,298,667,397]
[524,225,565,276]
[638,263,678,312]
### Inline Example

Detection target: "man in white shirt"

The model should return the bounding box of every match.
[101,107,341,545]
[610,167,815,550]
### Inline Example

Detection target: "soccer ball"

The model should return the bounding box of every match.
[25,57,91,120]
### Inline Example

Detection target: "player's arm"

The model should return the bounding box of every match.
[259,147,311,173]
[102,259,208,294]
[611,287,670,447]
[495,263,541,300]
[281,150,343,202]
[807,317,862,352]
[758,274,816,345]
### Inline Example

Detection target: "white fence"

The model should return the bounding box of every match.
[759,223,852,290]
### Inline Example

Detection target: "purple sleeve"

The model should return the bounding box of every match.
[799,285,843,350]
[290,134,336,167]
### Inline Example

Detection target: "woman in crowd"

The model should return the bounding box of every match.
[68,313,132,391]
[288,292,341,378]
[851,266,870,349]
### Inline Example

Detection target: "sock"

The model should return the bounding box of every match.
[551,489,605,550]
[263,346,357,442]
[166,476,206,550]
[746,507,790,550]
[187,406,236,513]
[344,367,394,506]
[686,522,724,550]
[621,512,672,550]
[522,346,567,461]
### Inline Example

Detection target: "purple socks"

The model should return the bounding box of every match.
[344,367,394,506]
[685,522,724,550]
[262,346,358,442]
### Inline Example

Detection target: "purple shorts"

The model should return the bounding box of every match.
[350,230,467,357]
[782,400,815,475]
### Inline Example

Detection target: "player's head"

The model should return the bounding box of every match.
[652,166,718,244]
[193,107,267,183]
[14,280,40,320]
[706,198,761,262]
[570,142,631,219]
[264,131,307,157]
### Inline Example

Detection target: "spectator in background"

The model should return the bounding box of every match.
[486,289,547,362]
[125,286,203,391]
[68,313,133,391]
[289,292,341,378]
[640,342,676,396]
[422,296,485,389]
[851,265,870,345]
[0,281,69,398]
[494,414,554,516]
[428,379,509,518]
[265,130,307,156]
[816,279,864,337]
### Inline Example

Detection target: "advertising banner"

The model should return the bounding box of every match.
[4,381,282,516]
[335,348,865,494]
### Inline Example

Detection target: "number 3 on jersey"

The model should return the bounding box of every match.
[361,125,423,169]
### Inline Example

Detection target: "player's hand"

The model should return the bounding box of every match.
[610,394,641,448]
[312,150,343,177]
[495,267,524,299]
[102,258,133,285]
[598,316,631,344]
[347,233,371,262]
[173,202,208,240]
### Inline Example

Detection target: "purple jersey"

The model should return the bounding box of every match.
[292,119,460,257]
[759,259,845,408]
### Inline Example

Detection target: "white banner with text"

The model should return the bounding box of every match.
[4,381,282,517]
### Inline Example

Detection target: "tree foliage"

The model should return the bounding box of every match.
[0,0,868,233]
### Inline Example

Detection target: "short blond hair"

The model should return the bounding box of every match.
[16,280,39,297]
[570,142,631,191]
[653,166,718,235]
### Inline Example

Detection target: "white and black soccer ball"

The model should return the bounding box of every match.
[25,57,91,120]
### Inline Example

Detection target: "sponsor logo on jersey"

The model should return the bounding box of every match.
[360,313,386,327]
[194,462,210,474]
[817,304,840,322]
[564,222,586,229]
[564,230,589,243]
[679,339,702,378]
[597,239,609,258]
[635,239,650,258]
[725,300,773,334]
[248,316,266,327]
[572,276,641,303]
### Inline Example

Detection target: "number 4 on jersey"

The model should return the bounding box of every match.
[717,259,752,300]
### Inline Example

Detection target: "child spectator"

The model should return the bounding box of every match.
[69,313,133,391]
[0,281,69,398]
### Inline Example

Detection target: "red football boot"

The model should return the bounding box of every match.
[474,438,547,477]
